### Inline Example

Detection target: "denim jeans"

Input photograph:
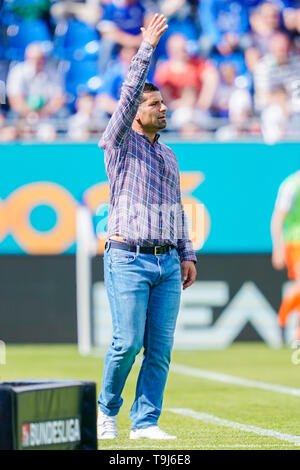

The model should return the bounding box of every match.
[98,240,182,430]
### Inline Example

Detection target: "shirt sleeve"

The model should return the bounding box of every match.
[99,40,153,149]
[275,177,297,213]
[176,186,197,263]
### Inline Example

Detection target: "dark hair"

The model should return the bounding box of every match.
[140,82,160,102]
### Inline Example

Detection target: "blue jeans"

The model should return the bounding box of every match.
[98,240,182,430]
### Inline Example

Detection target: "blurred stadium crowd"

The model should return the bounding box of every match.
[0,0,300,142]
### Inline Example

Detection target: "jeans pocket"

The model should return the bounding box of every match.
[170,248,180,263]
[110,249,137,265]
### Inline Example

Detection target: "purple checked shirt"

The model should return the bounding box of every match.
[99,41,197,263]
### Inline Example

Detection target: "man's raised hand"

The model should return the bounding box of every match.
[140,13,168,48]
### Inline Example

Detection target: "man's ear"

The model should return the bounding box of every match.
[135,108,141,124]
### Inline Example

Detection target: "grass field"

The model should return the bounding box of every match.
[2,343,300,450]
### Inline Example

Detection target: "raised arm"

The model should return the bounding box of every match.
[99,14,168,149]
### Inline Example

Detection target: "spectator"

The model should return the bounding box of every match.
[244,2,282,73]
[97,0,151,73]
[178,121,212,139]
[261,85,290,144]
[283,5,300,31]
[1,0,53,61]
[271,169,300,339]
[68,92,103,141]
[282,4,300,53]
[265,0,298,34]
[1,0,51,24]
[0,30,8,110]
[6,42,66,141]
[211,62,239,117]
[215,88,258,140]
[50,1,102,64]
[154,0,200,58]
[50,0,102,27]
[95,45,137,116]
[154,33,219,130]
[198,0,250,56]
[253,31,300,112]
[0,111,18,141]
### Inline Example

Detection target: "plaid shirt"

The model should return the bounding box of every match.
[99,41,197,263]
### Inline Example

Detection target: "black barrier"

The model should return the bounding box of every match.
[0,380,97,450]
[0,255,77,343]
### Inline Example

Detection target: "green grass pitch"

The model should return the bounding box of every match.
[2,343,300,450]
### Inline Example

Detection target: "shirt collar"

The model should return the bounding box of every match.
[142,132,161,144]
[133,129,160,144]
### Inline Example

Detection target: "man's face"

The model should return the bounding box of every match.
[136,91,168,132]
[270,35,290,64]
[26,46,45,72]
[261,3,279,30]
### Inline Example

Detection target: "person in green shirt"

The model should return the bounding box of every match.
[271,170,300,337]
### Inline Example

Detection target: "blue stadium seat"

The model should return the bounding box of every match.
[65,58,102,100]
[53,18,100,61]
[0,33,4,61]
[5,19,51,61]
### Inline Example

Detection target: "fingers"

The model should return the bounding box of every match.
[156,15,167,30]
[181,263,188,281]
[157,24,168,36]
[183,269,196,289]
[149,12,159,28]
[181,263,197,290]
[183,272,196,290]
[150,13,167,30]
[142,13,168,47]
[141,19,167,36]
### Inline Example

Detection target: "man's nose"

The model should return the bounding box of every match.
[160,103,168,112]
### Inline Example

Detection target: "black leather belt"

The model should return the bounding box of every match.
[106,240,176,255]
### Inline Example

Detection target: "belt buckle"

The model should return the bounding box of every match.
[154,245,162,255]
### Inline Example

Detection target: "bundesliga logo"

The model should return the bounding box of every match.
[21,418,81,448]
[22,424,30,447]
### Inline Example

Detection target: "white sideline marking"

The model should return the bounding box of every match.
[168,408,300,445]
[101,444,299,449]
[170,363,300,397]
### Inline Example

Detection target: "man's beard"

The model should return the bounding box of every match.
[156,118,167,129]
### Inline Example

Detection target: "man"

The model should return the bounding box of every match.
[244,2,282,73]
[154,33,218,127]
[271,171,300,338]
[253,32,300,113]
[6,42,65,140]
[198,0,250,56]
[97,13,197,440]
[97,0,151,74]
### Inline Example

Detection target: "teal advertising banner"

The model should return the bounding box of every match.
[0,142,299,254]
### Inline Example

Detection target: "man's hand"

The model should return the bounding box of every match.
[140,13,168,48]
[181,261,197,290]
